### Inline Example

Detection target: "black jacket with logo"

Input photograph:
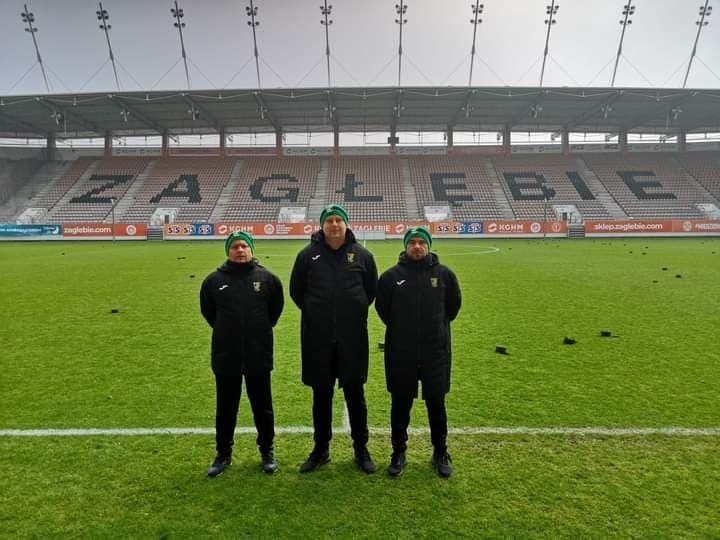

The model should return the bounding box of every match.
[375,252,461,399]
[200,259,284,376]
[289,229,378,388]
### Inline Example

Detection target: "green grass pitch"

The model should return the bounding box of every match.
[1,237,719,537]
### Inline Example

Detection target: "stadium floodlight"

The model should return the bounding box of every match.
[320,2,333,88]
[119,108,129,123]
[395,1,408,87]
[246,1,262,89]
[683,0,712,88]
[671,107,682,121]
[530,103,543,119]
[611,1,635,87]
[539,1,559,87]
[170,1,191,90]
[468,1,484,86]
[96,2,121,91]
[20,4,51,93]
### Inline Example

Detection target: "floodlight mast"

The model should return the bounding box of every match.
[246,1,262,89]
[20,4,51,93]
[683,0,713,88]
[395,1,408,87]
[97,2,121,91]
[539,1,559,87]
[320,1,334,88]
[171,0,191,90]
[611,1,635,88]
[468,1,484,87]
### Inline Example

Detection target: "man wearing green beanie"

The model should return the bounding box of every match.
[375,226,462,478]
[200,231,284,477]
[290,203,379,474]
[319,204,349,228]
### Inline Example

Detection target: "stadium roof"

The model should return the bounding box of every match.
[1,86,719,140]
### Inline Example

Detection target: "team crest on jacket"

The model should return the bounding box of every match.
[430,277,439,288]
[253,281,261,292]
[347,252,355,263]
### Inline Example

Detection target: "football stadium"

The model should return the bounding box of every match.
[1,1,719,537]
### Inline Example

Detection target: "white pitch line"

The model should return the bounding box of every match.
[1,426,719,437]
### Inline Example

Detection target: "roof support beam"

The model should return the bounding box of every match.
[181,93,222,132]
[36,97,101,134]
[390,88,403,137]
[0,109,46,135]
[620,94,694,133]
[561,91,623,133]
[107,95,167,135]
[683,110,720,132]
[325,89,339,132]
[253,92,280,132]
[449,89,476,128]
[508,90,544,128]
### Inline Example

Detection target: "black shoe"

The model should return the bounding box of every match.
[261,450,278,474]
[354,447,377,474]
[387,451,407,477]
[207,454,231,477]
[299,448,330,473]
[431,452,452,478]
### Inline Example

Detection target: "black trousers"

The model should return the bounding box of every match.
[312,383,369,451]
[214,372,274,456]
[390,392,447,454]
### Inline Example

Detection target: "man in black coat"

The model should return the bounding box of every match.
[290,204,378,474]
[200,231,284,477]
[375,226,461,478]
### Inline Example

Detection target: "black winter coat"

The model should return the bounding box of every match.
[375,252,461,399]
[200,259,284,376]
[289,229,378,388]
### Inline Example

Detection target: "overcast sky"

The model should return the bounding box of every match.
[1,0,718,96]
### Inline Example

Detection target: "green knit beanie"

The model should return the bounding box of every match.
[225,230,255,255]
[320,204,349,226]
[403,226,432,249]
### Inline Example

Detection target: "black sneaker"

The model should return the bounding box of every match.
[261,450,278,474]
[431,452,452,478]
[354,447,377,474]
[299,448,330,473]
[207,454,231,477]
[387,451,407,477]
